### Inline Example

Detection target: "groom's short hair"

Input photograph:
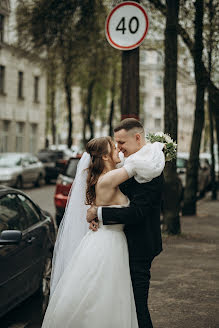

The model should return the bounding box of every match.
[114,118,144,134]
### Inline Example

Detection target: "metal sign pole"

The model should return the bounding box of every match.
[105,1,149,121]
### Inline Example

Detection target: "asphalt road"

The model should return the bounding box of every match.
[0,183,56,328]
[0,187,217,328]
[23,183,56,218]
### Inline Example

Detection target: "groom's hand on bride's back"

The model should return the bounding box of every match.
[87,206,99,231]
[89,220,99,231]
[86,206,98,222]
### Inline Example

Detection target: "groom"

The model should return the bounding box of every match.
[86,118,164,328]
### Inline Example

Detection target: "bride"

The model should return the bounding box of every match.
[41,136,164,328]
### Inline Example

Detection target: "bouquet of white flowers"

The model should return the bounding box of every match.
[146,132,177,162]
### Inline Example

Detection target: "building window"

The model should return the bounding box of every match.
[18,71,24,99]
[140,92,147,104]
[157,52,163,64]
[156,74,162,86]
[34,76,40,103]
[140,76,146,87]
[155,96,161,107]
[140,51,147,63]
[29,124,37,153]
[155,118,161,129]
[0,14,4,42]
[0,121,10,152]
[0,65,5,94]
[16,122,24,152]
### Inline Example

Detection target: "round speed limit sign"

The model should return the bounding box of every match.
[105,1,149,51]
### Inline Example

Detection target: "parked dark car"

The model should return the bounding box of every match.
[37,149,76,184]
[0,186,57,318]
[54,156,81,226]
[177,152,211,198]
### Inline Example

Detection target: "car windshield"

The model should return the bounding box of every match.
[0,155,22,168]
[65,159,80,178]
[177,158,187,169]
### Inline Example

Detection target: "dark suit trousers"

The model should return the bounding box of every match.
[130,259,153,328]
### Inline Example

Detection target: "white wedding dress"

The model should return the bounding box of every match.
[42,203,139,328]
[41,142,165,328]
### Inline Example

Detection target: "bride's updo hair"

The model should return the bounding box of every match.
[86,136,113,205]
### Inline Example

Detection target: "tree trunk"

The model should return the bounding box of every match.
[209,85,219,184]
[51,85,56,145]
[108,66,117,136]
[82,105,87,147]
[162,0,181,234]
[163,162,182,234]
[208,91,217,199]
[147,0,219,159]
[64,78,73,149]
[207,0,217,200]
[182,0,206,215]
[121,48,139,120]
[87,79,95,140]
[47,65,56,145]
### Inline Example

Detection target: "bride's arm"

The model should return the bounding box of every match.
[100,142,165,189]
[98,165,134,189]
[87,165,134,226]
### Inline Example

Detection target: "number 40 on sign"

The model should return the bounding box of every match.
[105,1,149,51]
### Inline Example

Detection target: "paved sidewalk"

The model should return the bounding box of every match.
[150,194,219,328]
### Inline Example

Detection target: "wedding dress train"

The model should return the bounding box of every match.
[42,211,138,328]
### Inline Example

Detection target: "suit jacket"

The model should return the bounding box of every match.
[102,173,164,262]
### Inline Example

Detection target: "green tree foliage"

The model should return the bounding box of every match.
[16,0,79,147]
[17,0,121,147]
[147,0,219,215]
[75,0,121,144]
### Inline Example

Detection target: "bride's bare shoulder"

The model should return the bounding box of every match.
[97,167,128,190]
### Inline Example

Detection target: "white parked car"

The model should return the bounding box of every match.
[0,153,45,188]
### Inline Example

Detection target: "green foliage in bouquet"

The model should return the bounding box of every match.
[146,132,177,162]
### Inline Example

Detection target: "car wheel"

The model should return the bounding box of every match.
[35,173,43,187]
[38,255,52,315]
[15,176,23,189]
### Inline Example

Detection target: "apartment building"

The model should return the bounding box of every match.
[0,0,46,153]
[140,42,196,152]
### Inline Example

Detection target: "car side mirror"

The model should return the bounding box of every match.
[0,230,22,245]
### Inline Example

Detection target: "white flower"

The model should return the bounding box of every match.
[164,135,173,143]
[155,132,164,137]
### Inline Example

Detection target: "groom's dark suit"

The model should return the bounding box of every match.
[101,173,164,328]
